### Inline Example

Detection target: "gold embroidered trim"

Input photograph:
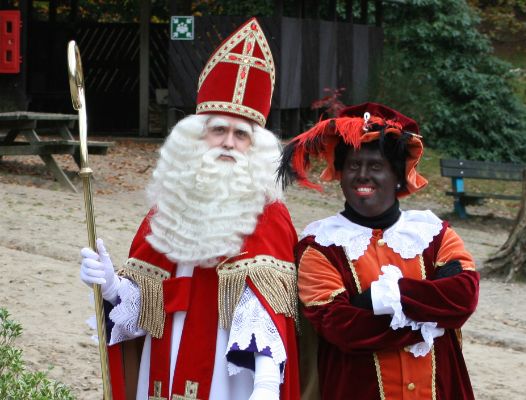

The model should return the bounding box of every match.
[419,254,426,279]
[455,328,463,348]
[197,20,275,93]
[343,247,362,294]
[217,255,297,329]
[118,258,170,339]
[196,101,266,126]
[373,353,386,400]
[123,258,171,280]
[304,288,346,307]
[150,381,165,400]
[431,347,437,400]
[172,380,200,399]
[221,53,272,74]
[232,34,256,105]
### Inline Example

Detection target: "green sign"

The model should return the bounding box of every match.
[171,16,194,40]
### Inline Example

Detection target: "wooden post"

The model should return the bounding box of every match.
[19,0,29,109]
[139,0,150,136]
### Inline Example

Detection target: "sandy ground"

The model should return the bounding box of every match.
[1,145,525,399]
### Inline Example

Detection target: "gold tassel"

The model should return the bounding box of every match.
[218,269,247,329]
[217,255,298,329]
[118,258,170,339]
[249,266,298,322]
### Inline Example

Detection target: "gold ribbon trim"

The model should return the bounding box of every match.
[304,288,346,307]
[118,258,170,339]
[217,255,298,329]
[196,101,266,126]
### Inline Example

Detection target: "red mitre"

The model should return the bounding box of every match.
[279,102,427,198]
[195,18,275,127]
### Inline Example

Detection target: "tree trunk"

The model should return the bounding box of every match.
[483,169,526,282]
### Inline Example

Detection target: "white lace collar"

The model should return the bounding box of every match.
[301,210,443,260]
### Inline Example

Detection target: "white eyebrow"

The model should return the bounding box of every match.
[207,116,229,128]
[207,116,253,134]
[233,121,253,134]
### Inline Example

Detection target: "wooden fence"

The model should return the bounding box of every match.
[24,17,382,135]
[26,21,168,132]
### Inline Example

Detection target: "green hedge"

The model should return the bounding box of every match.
[0,308,75,400]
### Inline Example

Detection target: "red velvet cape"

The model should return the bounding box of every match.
[106,201,300,400]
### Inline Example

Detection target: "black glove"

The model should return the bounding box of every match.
[350,287,373,310]
[433,260,462,280]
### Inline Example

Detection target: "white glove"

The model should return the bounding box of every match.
[249,353,280,400]
[80,238,121,304]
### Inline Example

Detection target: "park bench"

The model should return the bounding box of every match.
[0,111,114,192]
[440,158,525,218]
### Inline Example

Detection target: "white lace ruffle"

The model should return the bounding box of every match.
[301,210,443,260]
[107,278,146,345]
[383,210,443,259]
[408,322,444,357]
[370,265,443,357]
[301,214,372,260]
[371,265,408,328]
[226,286,286,381]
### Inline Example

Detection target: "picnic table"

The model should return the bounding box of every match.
[0,111,113,192]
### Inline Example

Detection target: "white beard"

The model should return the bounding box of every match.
[145,114,283,267]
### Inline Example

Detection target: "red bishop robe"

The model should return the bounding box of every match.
[105,201,300,400]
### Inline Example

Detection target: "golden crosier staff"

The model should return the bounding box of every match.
[67,40,113,400]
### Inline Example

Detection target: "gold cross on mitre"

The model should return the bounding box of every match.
[172,380,200,400]
[149,381,167,400]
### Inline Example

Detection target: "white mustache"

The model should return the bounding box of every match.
[202,147,248,166]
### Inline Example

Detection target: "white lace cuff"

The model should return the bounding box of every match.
[370,265,443,357]
[107,278,146,345]
[371,265,408,329]
[408,322,445,357]
[226,286,286,380]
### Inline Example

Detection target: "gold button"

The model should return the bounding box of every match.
[403,346,411,352]
[377,239,385,246]
[407,383,415,391]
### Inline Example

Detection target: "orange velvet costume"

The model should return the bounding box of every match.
[296,214,479,400]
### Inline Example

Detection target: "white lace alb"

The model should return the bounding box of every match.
[226,286,286,380]
[107,277,146,345]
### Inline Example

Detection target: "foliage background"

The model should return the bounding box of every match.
[374,0,526,162]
